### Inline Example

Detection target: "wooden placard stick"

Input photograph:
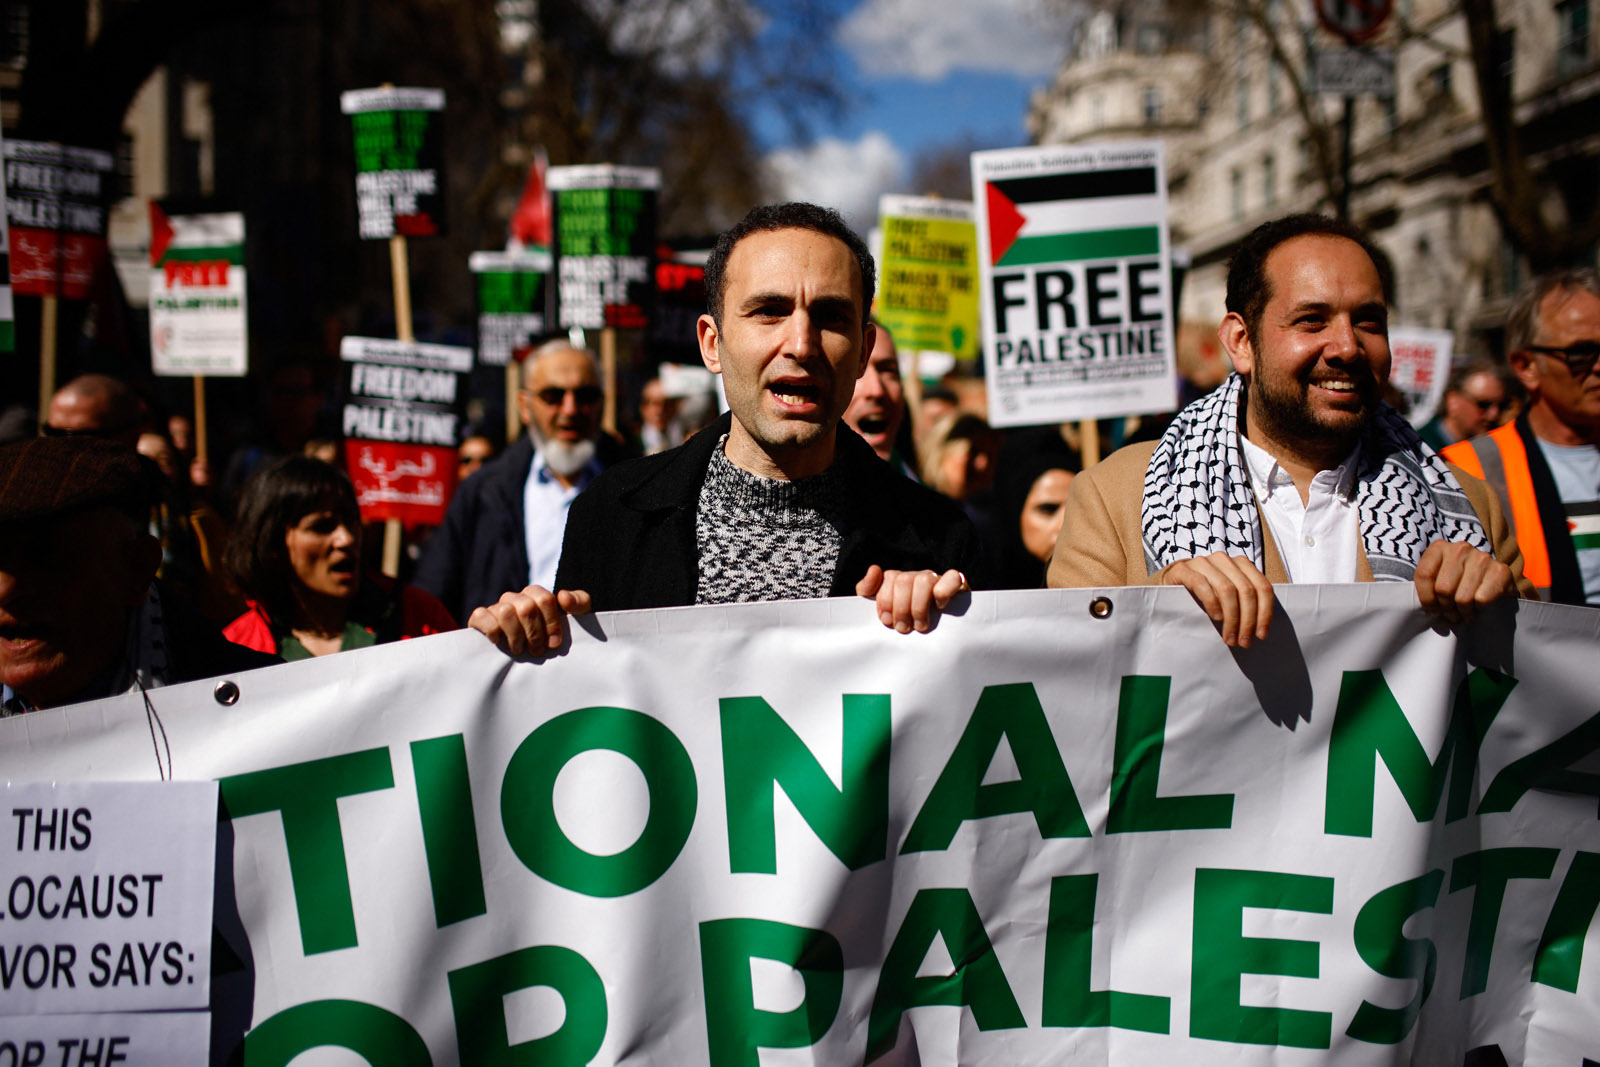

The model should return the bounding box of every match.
[1079,418,1100,468]
[599,326,618,436]
[192,376,208,463]
[506,360,522,445]
[382,232,414,578]
[38,295,58,425]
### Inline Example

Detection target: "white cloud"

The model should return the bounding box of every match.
[762,131,906,233]
[576,0,763,75]
[840,0,1069,82]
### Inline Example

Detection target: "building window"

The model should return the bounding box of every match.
[1268,59,1283,114]
[1428,61,1452,102]
[114,134,136,202]
[1231,167,1244,221]
[1143,86,1163,125]
[1557,0,1590,78]
[1136,23,1167,53]
[1383,92,1398,133]
[1263,154,1277,208]
[1,2,27,66]
[1495,28,1516,99]
[1498,235,1525,297]
[1235,77,1250,129]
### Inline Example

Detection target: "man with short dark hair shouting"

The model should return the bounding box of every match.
[471,203,983,655]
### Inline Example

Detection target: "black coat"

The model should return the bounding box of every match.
[413,433,632,623]
[556,413,986,611]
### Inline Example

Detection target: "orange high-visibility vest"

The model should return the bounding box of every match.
[1442,423,1553,600]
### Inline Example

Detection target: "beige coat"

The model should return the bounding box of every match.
[1046,439,1532,596]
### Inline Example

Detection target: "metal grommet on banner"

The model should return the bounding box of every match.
[1088,596,1113,620]
[213,680,241,706]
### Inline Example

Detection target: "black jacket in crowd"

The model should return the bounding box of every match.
[413,432,633,624]
[556,412,987,612]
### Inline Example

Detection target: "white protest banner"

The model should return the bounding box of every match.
[1388,326,1454,430]
[973,142,1178,427]
[0,782,216,1016]
[1,588,1597,1065]
[876,195,980,362]
[149,207,248,377]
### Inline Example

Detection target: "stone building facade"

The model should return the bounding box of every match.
[1026,0,1599,374]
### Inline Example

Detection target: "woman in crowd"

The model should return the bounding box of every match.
[989,429,1080,589]
[222,456,456,658]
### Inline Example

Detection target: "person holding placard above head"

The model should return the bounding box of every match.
[223,456,456,659]
[468,202,984,656]
[1048,213,1531,644]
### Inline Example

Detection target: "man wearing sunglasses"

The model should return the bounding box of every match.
[415,340,629,624]
[1443,270,1600,606]
[1418,359,1511,452]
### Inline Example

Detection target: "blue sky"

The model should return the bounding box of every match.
[749,0,1074,230]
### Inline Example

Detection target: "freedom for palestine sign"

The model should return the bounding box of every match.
[973,142,1178,427]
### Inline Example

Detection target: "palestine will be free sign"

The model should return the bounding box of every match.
[469,250,550,367]
[549,164,658,330]
[973,142,1178,427]
[341,87,447,240]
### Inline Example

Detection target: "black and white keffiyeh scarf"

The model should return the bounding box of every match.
[1141,374,1490,581]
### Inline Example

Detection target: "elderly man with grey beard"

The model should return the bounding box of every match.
[413,341,632,625]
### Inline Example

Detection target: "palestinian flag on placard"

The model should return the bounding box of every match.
[985,166,1161,268]
[149,203,246,268]
[0,272,12,352]
[0,125,10,352]
[1569,501,1600,551]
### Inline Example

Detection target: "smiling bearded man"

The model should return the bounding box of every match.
[464,203,986,657]
[1048,213,1532,646]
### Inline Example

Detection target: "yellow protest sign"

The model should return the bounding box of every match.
[876,195,979,362]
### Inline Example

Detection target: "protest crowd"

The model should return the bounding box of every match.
[1,60,1598,1056]
[2,201,1597,714]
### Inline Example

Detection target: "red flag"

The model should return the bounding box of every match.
[149,201,174,266]
[509,148,552,249]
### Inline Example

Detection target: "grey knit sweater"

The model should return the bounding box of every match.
[694,438,847,604]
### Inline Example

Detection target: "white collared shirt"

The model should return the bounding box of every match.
[523,449,600,589]
[1240,434,1360,583]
